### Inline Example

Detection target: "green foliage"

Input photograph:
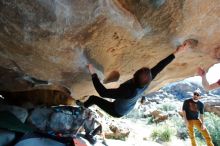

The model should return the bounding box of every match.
[148,111,220,145]
[195,137,206,146]
[146,116,154,125]
[168,112,220,145]
[177,126,188,140]
[170,115,188,140]
[160,128,172,142]
[151,129,159,140]
[151,125,173,142]
[195,112,220,146]
[159,103,177,112]
[127,102,220,145]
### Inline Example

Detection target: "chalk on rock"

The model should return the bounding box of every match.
[183,39,198,49]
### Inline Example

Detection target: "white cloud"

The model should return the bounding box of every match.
[206,63,220,84]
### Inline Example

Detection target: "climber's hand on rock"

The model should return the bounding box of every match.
[174,43,189,55]
[87,64,95,75]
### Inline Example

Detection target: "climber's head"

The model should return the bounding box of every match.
[133,67,152,88]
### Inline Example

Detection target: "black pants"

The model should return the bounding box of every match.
[84,95,122,117]
[84,74,123,118]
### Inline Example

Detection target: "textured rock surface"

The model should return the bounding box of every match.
[105,123,130,140]
[0,104,28,123]
[0,0,220,100]
[28,107,53,131]
[0,129,16,146]
[28,106,85,134]
[203,98,220,116]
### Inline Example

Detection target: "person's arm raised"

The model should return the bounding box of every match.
[202,76,220,91]
[88,64,96,75]
[151,44,189,79]
[87,64,132,98]
[197,67,220,91]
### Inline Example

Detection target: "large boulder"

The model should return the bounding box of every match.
[205,105,220,117]
[150,110,169,123]
[0,105,28,146]
[202,97,220,116]
[49,107,85,133]
[0,0,219,100]
[28,106,85,135]
[105,124,130,140]
[0,104,28,123]
[0,129,16,146]
[28,107,53,131]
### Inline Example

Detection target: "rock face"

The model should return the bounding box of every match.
[0,0,220,100]
[0,129,16,146]
[0,104,28,123]
[105,124,130,140]
[28,106,85,134]
[202,98,220,116]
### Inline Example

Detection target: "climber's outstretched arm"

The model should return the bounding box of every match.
[151,41,191,79]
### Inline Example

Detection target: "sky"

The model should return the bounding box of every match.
[206,63,220,83]
[186,63,220,84]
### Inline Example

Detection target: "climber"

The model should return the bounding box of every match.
[182,89,214,146]
[77,39,198,118]
[197,67,220,91]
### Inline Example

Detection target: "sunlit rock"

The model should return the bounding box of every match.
[0,0,220,100]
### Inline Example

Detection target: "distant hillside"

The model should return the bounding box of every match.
[145,78,220,100]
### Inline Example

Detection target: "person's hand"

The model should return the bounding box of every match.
[87,64,95,75]
[201,123,206,130]
[174,42,190,56]
[197,67,206,76]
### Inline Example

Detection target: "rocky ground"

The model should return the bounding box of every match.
[0,78,219,146]
[0,95,219,146]
[1,1,220,145]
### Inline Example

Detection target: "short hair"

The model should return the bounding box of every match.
[183,39,198,48]
[133,67,152,87]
